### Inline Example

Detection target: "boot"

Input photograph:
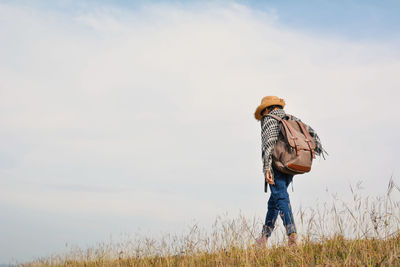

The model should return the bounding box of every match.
[288,233,297,247]
[255,235,268,247]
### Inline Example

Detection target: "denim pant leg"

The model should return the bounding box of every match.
[262,192,280,237]
[263,169,296,237]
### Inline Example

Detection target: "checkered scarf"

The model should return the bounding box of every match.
[261,109,327,192]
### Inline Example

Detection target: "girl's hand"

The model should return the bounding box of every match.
[265,170,274,185]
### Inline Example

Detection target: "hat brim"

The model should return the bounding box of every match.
[254,104,268,121]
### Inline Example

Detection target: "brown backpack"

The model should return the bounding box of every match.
[267,114,316,175]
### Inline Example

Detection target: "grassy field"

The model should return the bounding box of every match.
[25,234,400,266]
[24,181,400,266]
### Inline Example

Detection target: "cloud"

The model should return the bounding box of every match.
[0,1,400,262]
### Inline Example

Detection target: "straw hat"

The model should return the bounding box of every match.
[254,96,286,121]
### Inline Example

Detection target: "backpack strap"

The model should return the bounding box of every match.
[266,113,283,122]
[296,121,316,159]
[266,114,291,121]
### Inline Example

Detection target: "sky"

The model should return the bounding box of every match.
[1,0,400,263]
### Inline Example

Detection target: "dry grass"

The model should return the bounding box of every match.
[24,180,400,266]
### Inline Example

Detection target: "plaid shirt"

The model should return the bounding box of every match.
[261,109,325,190]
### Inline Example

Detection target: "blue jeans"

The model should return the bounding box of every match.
[262,168,296,237]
